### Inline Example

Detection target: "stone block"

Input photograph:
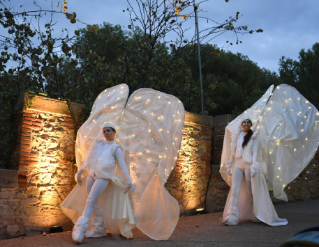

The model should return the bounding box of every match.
[0,169,18,187]
[0,190,16,199]
[20,197,40,206]
[7,225,21,236]
[40,190,59,206]
[184,112,214,127]
[17,205,41,216]
[25,95,72,116]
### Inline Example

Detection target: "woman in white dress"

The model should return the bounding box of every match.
[62,122,135,244]
[220,84,319,227]
[223,118,288,226]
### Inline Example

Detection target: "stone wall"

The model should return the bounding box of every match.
[206,115,235,212]
[165,112,214,215]
[0,95,83,239]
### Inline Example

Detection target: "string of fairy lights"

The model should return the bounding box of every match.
[229,85,319,194]
[77,84,185,186]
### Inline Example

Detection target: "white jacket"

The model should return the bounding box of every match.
[82,140,132,184]
[231,131,259,164]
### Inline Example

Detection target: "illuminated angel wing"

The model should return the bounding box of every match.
[220,85,274,186]
[75,85,185,240]
[117,89,185,240]
[220,84,319,202]
[75,84,129,169]
[257,84,319,201]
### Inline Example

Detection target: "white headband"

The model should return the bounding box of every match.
[103,122,115,129]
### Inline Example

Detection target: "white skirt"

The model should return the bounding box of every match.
[61,174,136,238]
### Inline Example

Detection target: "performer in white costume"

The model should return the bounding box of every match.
[223,117,287,226]
[65,122,135,244]
[220,84,319,226]
[61,84,185,242]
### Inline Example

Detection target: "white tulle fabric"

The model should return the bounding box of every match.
[257,85,319,201]
[220,84,319,226]
[62,84,185,240]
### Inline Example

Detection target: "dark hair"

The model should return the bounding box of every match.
[242,129,253,148]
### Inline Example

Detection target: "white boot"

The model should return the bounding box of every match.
[224,207,239,226]
[72,216,90,244]
[85,217,106,238]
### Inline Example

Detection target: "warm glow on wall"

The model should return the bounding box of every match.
[15,94,77,230]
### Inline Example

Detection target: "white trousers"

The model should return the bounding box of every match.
[230,158,253,212]
[82,176,109,219]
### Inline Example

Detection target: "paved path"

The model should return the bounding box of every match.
[1,199,318,247]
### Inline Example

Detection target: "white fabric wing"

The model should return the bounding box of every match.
[75,84,129,170]
[257,84,319,201]
[220,84,319,202]
[117,89,185,240]
[220,85,274,186]
[74,85,185,240]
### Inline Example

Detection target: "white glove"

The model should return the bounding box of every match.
[124,183,136,193]
[251,166,256,177]
[251,162,260,177]
[75,169,83,186]
[227,167,232,176]
[226,157,234,176]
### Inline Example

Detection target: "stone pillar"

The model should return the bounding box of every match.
[165,112,214,215]
[0,94,84,238]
